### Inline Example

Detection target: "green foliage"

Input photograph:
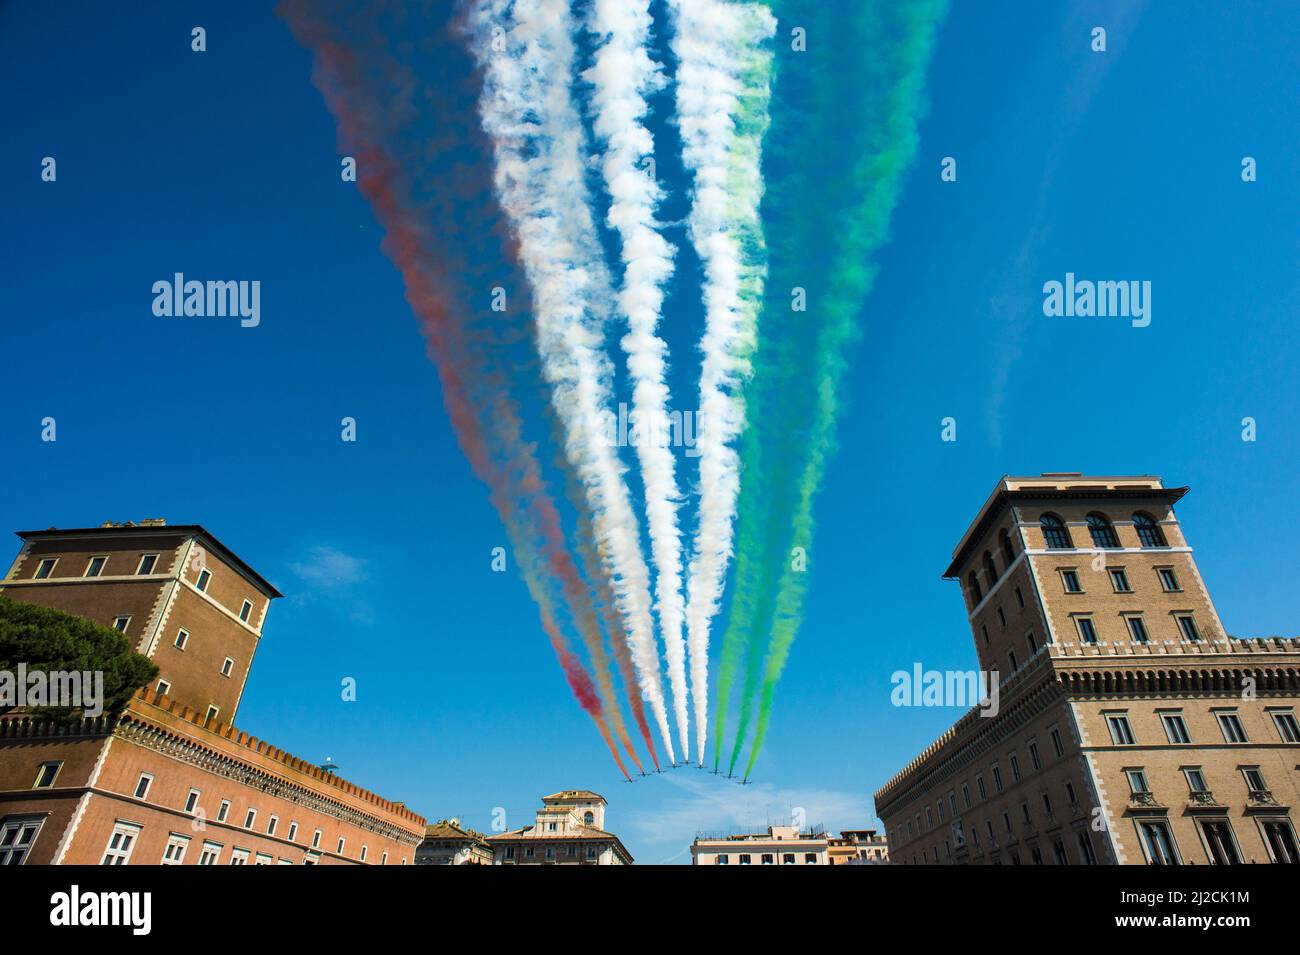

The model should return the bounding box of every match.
[0,596,159,720]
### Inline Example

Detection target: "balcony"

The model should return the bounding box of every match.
[1185,790,1226,813]
[1246,789,1281,809]
[1126,791,1167,815]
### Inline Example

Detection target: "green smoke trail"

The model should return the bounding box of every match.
[718,0,950,777]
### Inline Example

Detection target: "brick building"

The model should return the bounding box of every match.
[875,474,1300,865]
[0,520,425,865]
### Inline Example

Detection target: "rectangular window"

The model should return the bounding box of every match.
[206,706,219,723]
[1158,567,1180,592]
[133,773,153,800]
[1108,567,1131,593]
[1014,586,1024,608]
[1183,768,1208,793]
[360,845,368,862]
[1077,830,1098,865]
[1125,768,1149,793]
[804,853,817,864]
[287,822,298,842]
[1026,631,1037,654]
[84,556,107,578]
[1009,753,1022,782]
[240,600,253,623]
[1176,615,1200,642]
[34,558,58,579]
[184,789,200,813]
[217,800,230,823]
[230,848,250,865]
[244,809,257,829]
[1125,616,1149,643]
[962,784,971,809]
[1161,712,1191,744]
[255,853,273,865]
[1216,712,1248,744]
[1028,740,1041,770]
[112,615,131,633]
[1050,728,1064,757]
[312,829,322,849]
[992,765,1004,793]
[1076,617,1098,644]
[196,569,212,592]
[1106,714,1136,746]
[1008,650,1018,671]
[156,679,171,696]
[1199,819,1242,865]
[976,776,986,800]
[161,833,190,865]
[337,837,346,854]
[267,815,278,836]
[34,761,62,788]
[198,841,222,865]
[136,554,159,575]
[980,624,989,645]
[0,816,45,865]
[101,822,141,865]
[1270,710,1300,743]
[221,657,234,677]
[997,607,1006,629]
[1065,781,1077,805]
[1241,767,1267,792]
[1060,569,1082,593]
[174,628,189,650]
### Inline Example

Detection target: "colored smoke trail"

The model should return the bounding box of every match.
[279,0,630,777]
[466,0,678,764]
[584,0,690,760]
[670,0,777,765]
[722,0,950,777]
[574,505,660,771]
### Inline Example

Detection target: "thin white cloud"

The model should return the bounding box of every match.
[289,546,366,588]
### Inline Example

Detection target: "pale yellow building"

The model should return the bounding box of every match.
[691,825,829,865]
[875,474,1300,865]
[828,829,889,864]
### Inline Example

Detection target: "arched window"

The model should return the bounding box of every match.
[1087,513,1120,549]
[1040,514,1072,549]
[983,551,998,584]
[1000,529,1016,568]
[1133,512,1166,548]
[583,811,594,826]
[967,570,982,604]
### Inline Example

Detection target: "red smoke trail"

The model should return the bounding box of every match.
[493,396,644,774]
[574,507,661,770]
[280,4,630,777]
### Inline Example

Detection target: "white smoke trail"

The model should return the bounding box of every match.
[583,0,690,762]
[467,0,677,764]
[670,0,777,763]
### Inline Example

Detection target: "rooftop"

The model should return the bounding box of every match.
[944,473,1187,578]
[16,521,283,598]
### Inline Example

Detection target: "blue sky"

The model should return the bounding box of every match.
[2,1,1296,863]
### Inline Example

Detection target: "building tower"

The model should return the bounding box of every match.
[875,475,1300,865]
[1,520,282,723]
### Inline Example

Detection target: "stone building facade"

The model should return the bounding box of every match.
[875,475,1299,865]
